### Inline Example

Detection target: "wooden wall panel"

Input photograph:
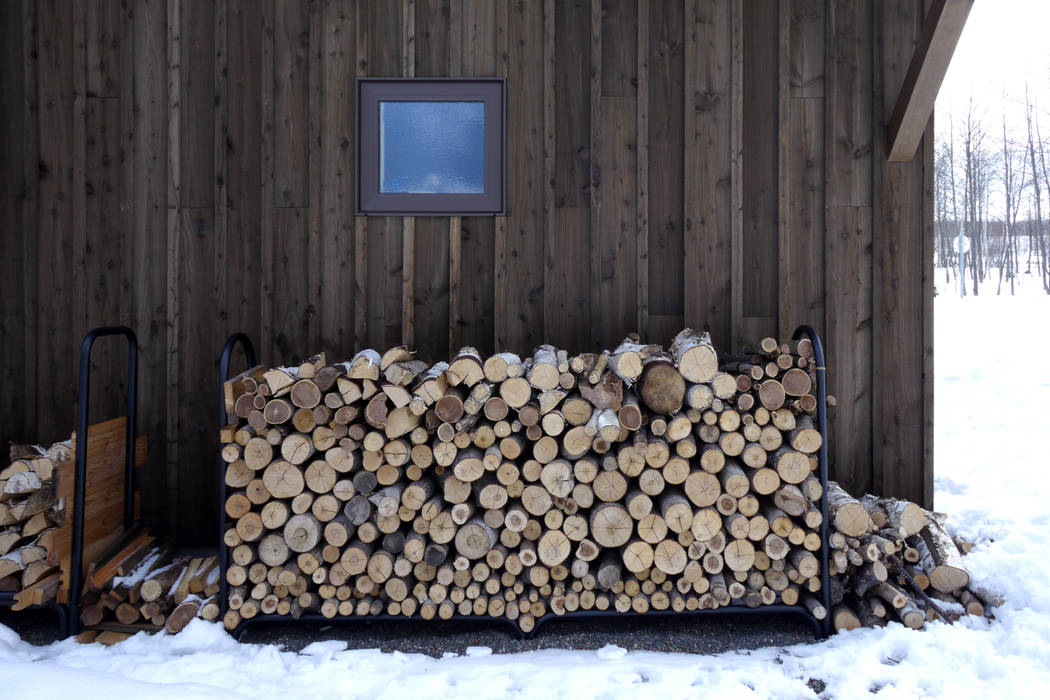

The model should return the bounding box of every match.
[86,0,121,98]
[36,0,83,444]
[179,0,214,209]
[1,0,939,540]
[780,0,825,339]
[358,1,404,352]
[131,0,168,533]
[647,0,684,343]
[825,0,874,497]
[175,208,220,544]
[84,94,128,422]
[501,0,545,351]
[268,0,318,363]
[875,0,932,507]
[318,0,357,361]
[226,0,263,347]
[546,0,592,353]
[738,0,779,345]
[453,0,497,354]
[683,0,733,350]
[274,0,310,208]
[0,1,28,450]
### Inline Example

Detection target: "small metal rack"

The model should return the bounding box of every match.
[219,326,831,639]
[0,326,138,638]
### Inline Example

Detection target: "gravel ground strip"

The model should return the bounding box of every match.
[2,606,816,655]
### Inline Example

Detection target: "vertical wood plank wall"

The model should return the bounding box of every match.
[0,0,935,543]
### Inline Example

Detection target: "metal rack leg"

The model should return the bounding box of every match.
[217,333,257,624]
[793,325,831,638]
[71,326,138,637]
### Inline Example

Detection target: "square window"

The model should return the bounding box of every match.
[357,79,505,215]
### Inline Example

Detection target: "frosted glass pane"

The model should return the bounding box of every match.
[380,101,485,194]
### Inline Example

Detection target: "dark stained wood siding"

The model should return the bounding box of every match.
[0,0,935,544]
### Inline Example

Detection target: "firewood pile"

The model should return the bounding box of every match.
[77,532,220,636]
[220,330,837,633]
[824,483,990,631]
[0,439,70,610]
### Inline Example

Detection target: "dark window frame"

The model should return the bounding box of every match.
[356,78,506,216]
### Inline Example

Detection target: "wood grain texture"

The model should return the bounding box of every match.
[779,0,826,339]
[272,207,312,364]
[636,0,649,338]
[0,0,28,449]
[165,0,182,539]
[739,0,779,342]
[875,0,931,507]
[547,0,592,353]
[274,0,310,208]
[20,0,40,460]
[84,95,128,423]
[588,0,602,349]
[684,0,733,350]
[36,0,82,449]
[647,0,684,340]
[176,208,221,544]
[227,0,263,345]
[86,0,120,98]
[542,0,556,343]
[502,0,545,352]
[319,0,357,360]
[825,0,874,497]
[180,0,215,209]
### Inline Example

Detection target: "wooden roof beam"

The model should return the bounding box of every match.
[887,0,974,162]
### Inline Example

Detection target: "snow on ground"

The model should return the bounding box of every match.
[3,282,1050,698]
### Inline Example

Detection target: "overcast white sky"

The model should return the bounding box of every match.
[937,0,1050,140]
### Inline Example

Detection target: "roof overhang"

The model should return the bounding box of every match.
[887,0,974,162]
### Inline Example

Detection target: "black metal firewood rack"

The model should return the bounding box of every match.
[0,326,138,638]
[218,326,831,640]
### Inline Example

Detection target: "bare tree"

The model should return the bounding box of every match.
[998,106,1026,295]
[1026,90,1050,293]
[934,136,956,284]
[959,99,998,295]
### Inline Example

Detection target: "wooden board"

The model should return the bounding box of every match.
[645,0,684,343]
[825,0,874,497]
[51,416,147,602]
[875,0,932,508]
[683,0,733,350]
[131,0,170,536]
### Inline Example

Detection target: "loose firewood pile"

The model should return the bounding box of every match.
[825,483,991,631]
[0,439,70,610]
[221,329,835,633]
[78,535,220,637]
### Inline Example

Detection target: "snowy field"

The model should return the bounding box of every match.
[2,281,1050,698]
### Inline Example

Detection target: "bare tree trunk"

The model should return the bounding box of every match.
[1027,91,1050,294]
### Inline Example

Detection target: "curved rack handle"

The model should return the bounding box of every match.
[218,332,258,428]
[792,324,830,638]
[218,333,257,618]
[71,326,138,635]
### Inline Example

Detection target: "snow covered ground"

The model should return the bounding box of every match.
[2,283,1050,698]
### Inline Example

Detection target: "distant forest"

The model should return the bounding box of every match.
[936,94,1050,295]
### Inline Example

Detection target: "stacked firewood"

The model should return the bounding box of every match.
[0,440,70,609]
[221,330,834,632]
[79,534,220,635]
[825,483,989,631]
